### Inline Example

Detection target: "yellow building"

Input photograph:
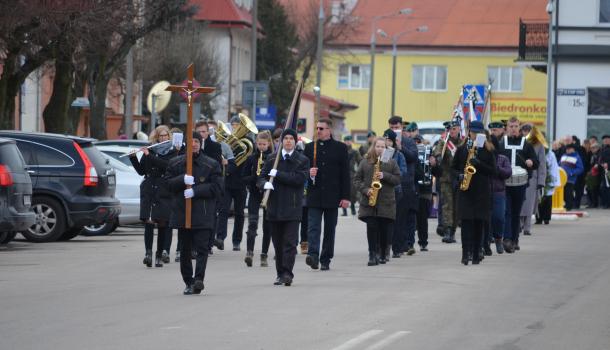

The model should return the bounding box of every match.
[304,0,550,143]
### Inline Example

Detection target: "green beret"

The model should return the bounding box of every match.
[488,121,504,129]
[343,135,353,141]
[406,122,418,132]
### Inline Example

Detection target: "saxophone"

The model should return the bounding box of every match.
[256,152,264,176]
[368,156,383,206]
[460,140,477,191]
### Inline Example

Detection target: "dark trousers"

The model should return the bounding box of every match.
[392,195,408,254]
[537,195,553,222]
[144,223,167,253]
[365,217,392,257]
[300,206,308,243]
[601,185,610,208]
[342,202,356,216]
[307,207,338,265]
[178,228,211,285]
[246,191,271,253]
[164,228,173,252]
[216,187,247,244]
[503,185,526,242]
[461,219,484,262]
[270,220,299,279]
[405,209,417,248]
[574,176,585,209]
[564,182,575,211]
[491,193,506,239]
[416,197,431,247]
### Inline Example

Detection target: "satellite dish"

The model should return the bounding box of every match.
[146,81,171,113]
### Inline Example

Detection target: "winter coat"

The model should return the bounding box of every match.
[129,148,177,221]
[257,151,309,221]
[165,152,223,229]
[521,142,548,217]
[491,153,512,193]
[354,157,401,221]
[546,150,561,196]
[242,149,272,192]
[348,148,363,203]
[304,138,351,208]
[452,143,496,221]
[499,136,539,178]
[560,151,584,184]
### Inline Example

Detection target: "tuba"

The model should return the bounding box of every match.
[215,113,259,166]
[460,139,477,191]
[526,125,548,149]
[368,157,383,206]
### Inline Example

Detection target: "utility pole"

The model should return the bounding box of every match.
[125,49,133,138]
[315,0,325,120]
[250,0,258,120]
[546,0,555,139]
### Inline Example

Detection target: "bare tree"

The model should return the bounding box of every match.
[139,19,222,127]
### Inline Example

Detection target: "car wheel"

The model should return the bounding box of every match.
[2,232,17,244]
[81,220,117,236]
[58,226,84,241]
[22,197,66,243]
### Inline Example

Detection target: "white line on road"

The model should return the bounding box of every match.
[330,330,384,350]
[363,331,411,350]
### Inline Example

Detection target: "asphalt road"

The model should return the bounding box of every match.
[1,210,610,350]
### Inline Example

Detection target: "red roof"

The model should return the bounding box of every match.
[191,0,261,31]
[281,0,549,49]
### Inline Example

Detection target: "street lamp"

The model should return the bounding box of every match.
[390,25,428,116]
[367,8,413,131]
[546,0,555,140]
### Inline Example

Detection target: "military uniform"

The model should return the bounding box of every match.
[433,134,462,243]
[345,146,362,215]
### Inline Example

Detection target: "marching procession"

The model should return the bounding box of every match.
[126,105,610,295]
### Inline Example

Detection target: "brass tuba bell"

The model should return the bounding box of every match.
[215,113,258,166]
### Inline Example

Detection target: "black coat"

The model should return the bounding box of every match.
[129,149,177,221]
[499,136,539,178]
[165,152,223,229]
[303,138,350,208]
[202,137,223,165]
[242,149,272,192]
[452,143,496,220]
[257,151,309,221]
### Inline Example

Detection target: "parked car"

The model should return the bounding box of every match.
[95,145,140,168]
[0,131,121,242]
[81,154,141,236]
[0,138,36,244]
[416,121,446,145]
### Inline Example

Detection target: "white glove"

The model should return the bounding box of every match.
[263,182,274,190]
[184,188,194,198]
[269,169,278,177]
[184,174,194,185]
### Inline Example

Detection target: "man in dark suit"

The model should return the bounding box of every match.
[165,131,223,295]
[258,128,309,285]
[304,118,351,270]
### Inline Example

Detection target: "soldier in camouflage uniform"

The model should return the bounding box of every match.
[432,121,462,243]
[343,135,362,216]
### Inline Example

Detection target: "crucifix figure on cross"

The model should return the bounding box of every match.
[166,63,215,228]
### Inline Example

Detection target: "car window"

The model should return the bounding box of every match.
[0,143,27,173]
[15,141,36,165]
[101,153,132,172]
[34,143,74,166]
[81,143,110,171]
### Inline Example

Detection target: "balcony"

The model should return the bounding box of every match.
[517,19,549,73]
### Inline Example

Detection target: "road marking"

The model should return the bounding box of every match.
[160,326,183,330]
[330,330,384,350]
[363,331,411,350]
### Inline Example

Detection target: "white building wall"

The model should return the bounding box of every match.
[203,27,232,122]
[555,62,610,139]
[20,69,44,132]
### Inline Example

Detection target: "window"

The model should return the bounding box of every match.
[20,141,74,167]
[338,64,370,89]
[0,143,27,173]
[488,66,523,92]
[412,66,447,91]
[600,0,610,23]
[588,88,610,115]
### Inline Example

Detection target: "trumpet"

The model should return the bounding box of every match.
[118,140,172,158]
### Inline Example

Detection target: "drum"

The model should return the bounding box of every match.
[506,166,528,187]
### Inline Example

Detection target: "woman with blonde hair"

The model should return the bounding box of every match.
[130,125,177,267]
[353,137,401,266]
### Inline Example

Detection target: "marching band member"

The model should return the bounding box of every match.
[343,135,362,216]
[129,125,177,268]
[258,128,309,286]
[304,118,351,271]
[242,131,274,267]
[452,121,496,265]
[432,120,462,244]
[519,125,547,236]
[499,117,539,253]
[165,131,223,295]
[354,137,401,266]
[382,128,407,259]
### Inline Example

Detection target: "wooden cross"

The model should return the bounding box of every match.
[165,63,216,228]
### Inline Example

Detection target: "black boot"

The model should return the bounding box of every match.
[155,251,163,267]
[367,252,378,266]
[143,249,152,267]
[448,228,457,243]
[461,249,469,265]
[442,227,451,243]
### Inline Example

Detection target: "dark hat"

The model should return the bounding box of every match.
[444,121,460,129]
[500,119,508,127]
[344,135,353,141]
[229,115,241,124]
[367,131,377,138]
[488,121,504,129]
[383,129,397,143]
[406,122,418,132]
[565,143,577,150]
[602,134,610,140]
[281,128,298,141]
[413,135,423,143]
[192,131,202,145]
[520,123,533,132]
[469,121,485,133]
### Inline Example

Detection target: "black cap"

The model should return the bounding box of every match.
[382,128,397,142]
[488,121,504,129]
[192,131,202,145]
[469,121,485,133]
[406,122,418,132]
[367,131,377,138]
[602,134,610,140]
[413,135,423,143]
[443,121,460,129]
[281,128,298,141]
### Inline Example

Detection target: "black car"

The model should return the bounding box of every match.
[0,138,36,244]
[0,131,121,242]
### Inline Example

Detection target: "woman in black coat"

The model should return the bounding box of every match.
[130,125,177,268]
[452,121,496,265]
